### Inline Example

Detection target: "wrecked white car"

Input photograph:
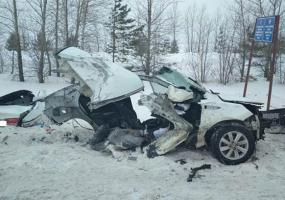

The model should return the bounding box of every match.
[32,47,266,165]
[0,90,46,127]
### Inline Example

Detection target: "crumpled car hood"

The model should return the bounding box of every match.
[56,47,144,109]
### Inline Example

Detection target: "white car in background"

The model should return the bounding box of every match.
[0,90,45,127]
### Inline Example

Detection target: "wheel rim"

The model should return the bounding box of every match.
[218,131,249,160]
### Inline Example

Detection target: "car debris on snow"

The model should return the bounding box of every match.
[187,164,211,182]
[1,135,8,144]
[175,158,187,165]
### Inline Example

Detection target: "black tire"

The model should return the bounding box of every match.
[210,123,256,165]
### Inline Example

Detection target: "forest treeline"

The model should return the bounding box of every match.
[0,0,284,84]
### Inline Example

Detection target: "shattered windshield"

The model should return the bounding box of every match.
[156,67,206,94]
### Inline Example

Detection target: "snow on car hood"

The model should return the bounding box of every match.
[56,47,143,109]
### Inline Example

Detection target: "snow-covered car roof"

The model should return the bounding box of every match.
[56,47,144,109]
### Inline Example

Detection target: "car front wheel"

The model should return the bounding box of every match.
[210,123,256,165]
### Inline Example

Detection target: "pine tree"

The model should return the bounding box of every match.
[5,32,17,52]
[107,0,136,62]
[129,27,147,57]
[21,32,29,51]
[170,39,179,53]
[161,38,171,54]
[5,32,18,74]
[215,27,226,53]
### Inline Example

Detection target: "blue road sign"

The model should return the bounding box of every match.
[254,16,276,43]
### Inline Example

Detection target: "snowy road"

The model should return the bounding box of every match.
[1,124,285,200]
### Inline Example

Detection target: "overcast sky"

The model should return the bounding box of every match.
[179,0,231,16]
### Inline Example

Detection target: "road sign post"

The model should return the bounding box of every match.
[243,15,280,111]
[243,40,255,97]
[267,15,280,111]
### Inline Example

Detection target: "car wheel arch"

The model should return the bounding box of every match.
[204,120,247,147]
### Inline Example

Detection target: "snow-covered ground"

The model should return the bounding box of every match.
[204,79,285,110]
[0,74,285,200]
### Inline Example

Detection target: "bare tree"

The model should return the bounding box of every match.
[27,0,48,83]
[0,50,4,73]
[39,0,48,82]
[184,3,196,53]
[73,0,89,46]
[80,0,108,51]
[63,0,107,49]
[0,0,113,80]
[169,2,178,42]
[197,7,212,82]
[216,18,239,85]
[184,5,212,82]
[233,0,252,82]
[168,1,179,53]
[55,0,60,77]
[248,0,265,16]
[135,0,174,74]
[80,0,91,49]
[145,0,152,75]
[64,0,69,46]
[12,0,24,81]
[0,0,25,81]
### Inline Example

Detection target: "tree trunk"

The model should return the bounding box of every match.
[38,50,44,83]
[265,45,272,81]
[55,0,60,77]
[146,0,152,75]
[38,0,48,83]
[74,0,84,47]
[46,49,51,76]
[11,50,15,74]
[12,0,24,82]
[185,16,190,52]
[239,0,247,82]
[112,16,116,62]
[240,50,246,82]
[0,52,3,73]
[81,0,90,49]
[190,21,194,52]
[96,35,100,52]
[64,0,69,46]
[111,0,116,63]
[279,52,282,83]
